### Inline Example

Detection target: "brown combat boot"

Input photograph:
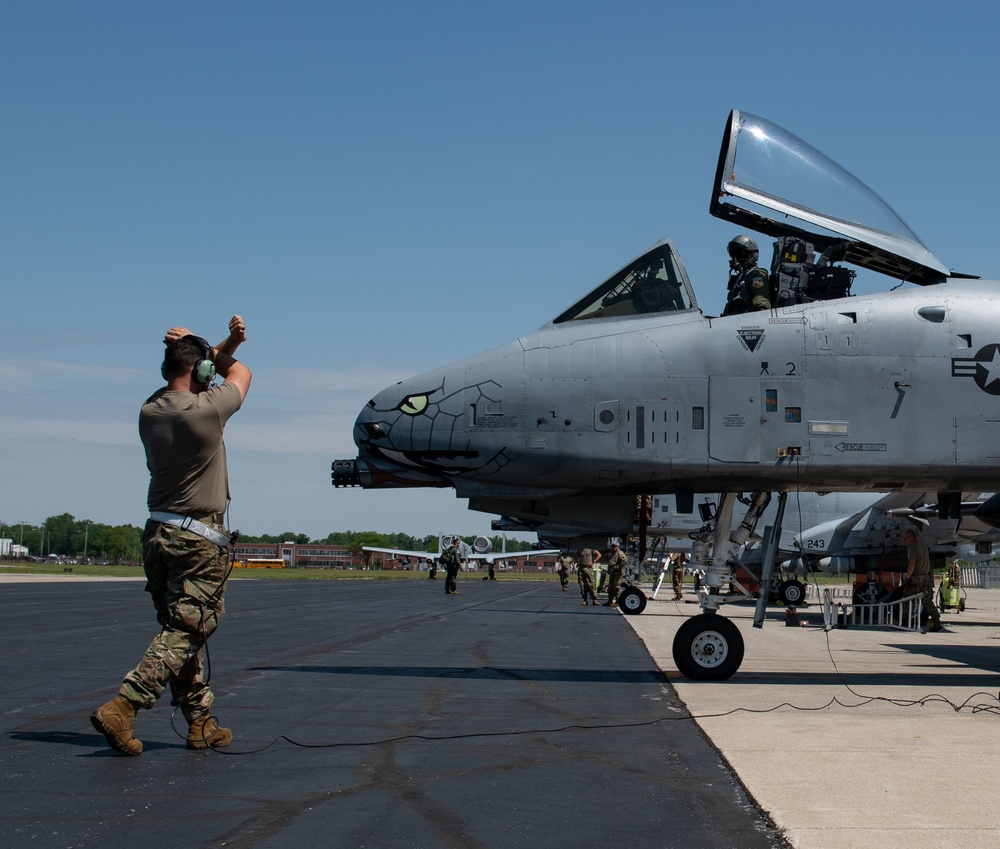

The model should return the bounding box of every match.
[187,715,233,750]
[91,695,143,756]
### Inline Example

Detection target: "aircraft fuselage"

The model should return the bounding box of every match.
[344,280,1000,500]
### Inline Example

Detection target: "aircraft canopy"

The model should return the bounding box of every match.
[552,239,698,324]
[710,110,950,285]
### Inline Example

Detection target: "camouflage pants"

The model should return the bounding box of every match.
[903,572,941,627]
[578,566,597,602]
[606,568,623,603]
[119,520,230,720]
[671,566,684,598]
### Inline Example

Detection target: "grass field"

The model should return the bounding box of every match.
[0,561,561,582]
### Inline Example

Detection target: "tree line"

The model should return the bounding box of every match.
[0,515,532,563]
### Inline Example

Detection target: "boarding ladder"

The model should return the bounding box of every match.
[821,588,925,632]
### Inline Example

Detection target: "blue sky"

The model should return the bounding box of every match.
[3,1,1000,541]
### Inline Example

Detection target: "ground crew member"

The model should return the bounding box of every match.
[577,547,600,606]
[604,542,628,606]
[902,529,943,631]
[671,554,685,600]
[91,315,251,756]
[443,537,462,594]
[557,551,575,592]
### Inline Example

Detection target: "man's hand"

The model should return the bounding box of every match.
[217,315,247,357]
[164,327,193,345]
[228,315,247,344]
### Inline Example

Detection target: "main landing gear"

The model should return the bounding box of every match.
[669,490,787,681]
[672,611,745,681]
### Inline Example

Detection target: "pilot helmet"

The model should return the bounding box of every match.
[727,234,759,268]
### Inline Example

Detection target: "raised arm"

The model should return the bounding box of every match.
[211,315,251,401]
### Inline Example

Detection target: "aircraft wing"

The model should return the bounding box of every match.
[363,545,561,564]
[829,491,931,538]
[473,548,561,564]
[363,546,439,561]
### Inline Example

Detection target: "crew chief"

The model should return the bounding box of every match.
[91,315,251,755]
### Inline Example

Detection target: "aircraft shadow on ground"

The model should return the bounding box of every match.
[710,638,1000,687]
[720,670,1000,689]
[250,664,668,684]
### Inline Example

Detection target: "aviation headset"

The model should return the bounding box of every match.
[161,335,217,386]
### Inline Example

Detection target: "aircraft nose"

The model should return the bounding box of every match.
[333,339,524,490]
[331,379,457,490]
[359,420,386,440]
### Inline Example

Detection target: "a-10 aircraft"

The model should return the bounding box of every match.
[363,534,559,572]
[791,490,1000,581]
[333,109,1000,680]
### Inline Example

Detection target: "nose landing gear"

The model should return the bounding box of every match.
[667,491,787,681]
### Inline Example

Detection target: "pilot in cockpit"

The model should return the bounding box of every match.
[722,234,773,316]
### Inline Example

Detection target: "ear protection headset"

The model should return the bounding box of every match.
[161,335,217,385]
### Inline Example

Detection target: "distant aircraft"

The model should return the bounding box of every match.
[364,534,559,572]
[789,491,999,598]
[334,109,1000,679]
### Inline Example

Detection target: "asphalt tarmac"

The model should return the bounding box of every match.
[1,577,787,849]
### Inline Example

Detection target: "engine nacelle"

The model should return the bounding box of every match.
[473,536,493,554]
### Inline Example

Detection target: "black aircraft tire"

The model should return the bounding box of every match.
[778,579,806,606]
[618,587,647,615]
[672,614,745,681]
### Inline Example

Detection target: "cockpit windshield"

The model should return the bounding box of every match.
[553,240,695,324]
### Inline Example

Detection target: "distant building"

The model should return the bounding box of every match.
[0,539,27,558]
[233,541,362,569]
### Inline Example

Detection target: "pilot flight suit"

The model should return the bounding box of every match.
[722,266,772,316]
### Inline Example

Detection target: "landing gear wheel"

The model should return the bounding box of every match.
[778,579,806,606]
[672,613,745,681]
[619,586,647,615]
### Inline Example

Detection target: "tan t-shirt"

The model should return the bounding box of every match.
[140,382,243,516]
